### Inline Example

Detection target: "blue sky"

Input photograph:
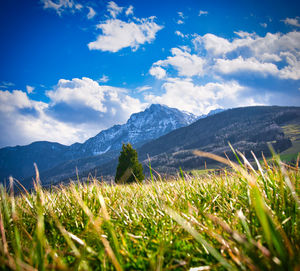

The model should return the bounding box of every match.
[0,0,300,147]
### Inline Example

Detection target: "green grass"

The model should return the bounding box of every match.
[0,152,299,270]
[280,123,300,161]
[280,152,299,163]
[281,124,300,142]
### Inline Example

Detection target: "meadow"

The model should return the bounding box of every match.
[0,150,299,270]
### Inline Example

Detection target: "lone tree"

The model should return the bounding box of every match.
[115,143,145,183]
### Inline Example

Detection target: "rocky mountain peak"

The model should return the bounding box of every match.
[81,104,198,156]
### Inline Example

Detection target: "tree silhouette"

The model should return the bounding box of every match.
[115,143,144,183]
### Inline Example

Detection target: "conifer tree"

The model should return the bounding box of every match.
[115,143,145,183]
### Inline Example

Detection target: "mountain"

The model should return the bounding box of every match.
[72,104,197,156]
[0,142,71,185]
[136,106,299,172]
[76,106,300,179]
[0,104,197,186]
[3,105,298,188]
[197,108,225,120]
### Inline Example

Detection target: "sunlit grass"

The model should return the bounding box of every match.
[0,151,299,270]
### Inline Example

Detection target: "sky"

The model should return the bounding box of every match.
[0,0,300,148]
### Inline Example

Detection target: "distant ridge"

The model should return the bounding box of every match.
[136,105,299,172]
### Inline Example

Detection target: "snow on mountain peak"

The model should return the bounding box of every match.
[80,104,198,156]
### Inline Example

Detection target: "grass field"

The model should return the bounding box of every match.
[0,151,299,270]
[280,123,300,162]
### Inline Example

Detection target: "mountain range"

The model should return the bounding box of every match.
[0,104,199,187]
[136,106,299,173]
[1,104,299,189]
[72,105,299,182]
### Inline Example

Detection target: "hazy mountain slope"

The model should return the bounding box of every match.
[137,106,299,172]
[0,142,70,183]
[138,106,292,157]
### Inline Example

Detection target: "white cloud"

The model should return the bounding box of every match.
[75,3,82,10]
[125,5,134,16]
[150,47,206,77]
[0,90,79,147]
[194,33,233,56]
[194,31,300,59]
[233,31,256,38]
[136,85,152,92]
[87,6,96,19]
[179,45,191,52]
[149,66,166,79]
[88,16,163,52]
[199,10,208,16]
[148,30,300,86]
[214,56,279,76]
[0,90,33,113]
[279,52,300,80]
[46,77,145,126]
[144,78,252,115]
[146,29,300,115]
[0,81,14,89]
[107,1,123,18]
[41,0,81,15]
[98,74,109,83]
[282,17,300,27]
[0,78,145,147]
[26,85,35,94]
[178,12,184,19]
[192,31,300,80]
[176,12,185,24]
[47,77,107,112]
[259,53,281,62]
[175,30,185,38]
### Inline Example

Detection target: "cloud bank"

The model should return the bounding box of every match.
[0,78,144,147]
[148,30,300,114]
